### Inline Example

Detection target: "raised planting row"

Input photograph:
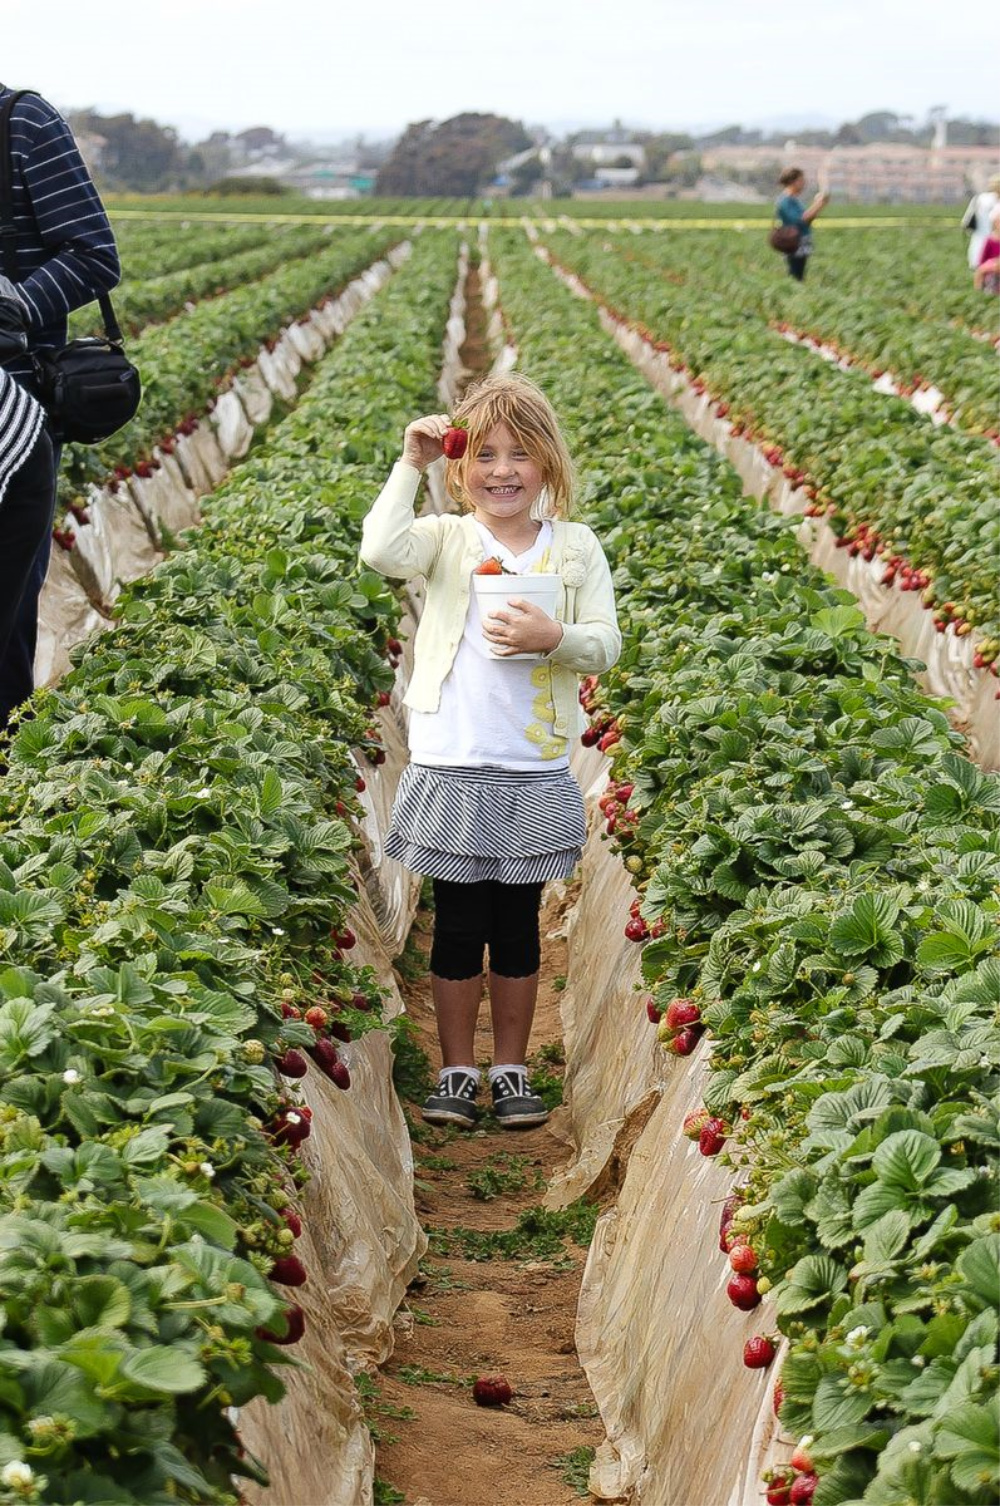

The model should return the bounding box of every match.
[106,219,293,280]
[61,224,400,500]
[594,227,997,438]
[542,230,1000,646]
[0,229,458,1506]
[71,224,344,337]
[487,228,999,1506]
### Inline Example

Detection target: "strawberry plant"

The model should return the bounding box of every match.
[488,228,999,1506]
[0,230,458,1503]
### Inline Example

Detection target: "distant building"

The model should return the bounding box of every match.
[571,142,646,169]
[698,141,998,202]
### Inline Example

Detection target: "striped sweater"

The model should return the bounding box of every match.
[0,87,121,392]
[0,366,43,504]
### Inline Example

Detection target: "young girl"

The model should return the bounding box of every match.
[360,373,620,1129]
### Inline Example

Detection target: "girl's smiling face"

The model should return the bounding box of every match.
[468,423,545,525]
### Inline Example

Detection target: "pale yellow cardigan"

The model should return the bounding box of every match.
[359,463,621,740]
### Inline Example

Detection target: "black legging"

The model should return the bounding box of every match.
[0,425,55,685]
[786,252,809,282]
[430,878,544,980]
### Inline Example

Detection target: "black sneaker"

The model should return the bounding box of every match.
[421,1069,480,1128]
[490,1068,549,1128]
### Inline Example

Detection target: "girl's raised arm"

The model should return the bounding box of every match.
[359,415,451,580]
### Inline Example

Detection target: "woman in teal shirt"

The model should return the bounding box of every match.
[775,166,830,281]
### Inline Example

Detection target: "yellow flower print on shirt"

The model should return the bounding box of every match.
[526,662,567,761]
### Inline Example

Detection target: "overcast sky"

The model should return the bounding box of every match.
[6,0,997,142]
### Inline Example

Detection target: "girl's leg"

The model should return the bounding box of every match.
[431,975,484,1067]
[486,881,544,1061]
[429,878,489,1067]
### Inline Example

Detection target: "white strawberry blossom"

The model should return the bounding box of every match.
[272,926,285,936]
[1,1462,34,1488]
[845,1326,868,1348]
[908,1441,923,1453]
[62,1068,81,1085]
[196,787,212,798]
[199,1162,215,1179]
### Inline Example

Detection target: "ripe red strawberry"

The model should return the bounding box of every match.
[765,1471,793,1505]
[350,991,372,1012]
[789,1476,818,1505]
[271,1109,311,1148]
[280,1001,301,1020]
[355,774,367,793]
[442,423,469,459]
[727,1273,762,1311]
[275,1048,309,1079]
[665,997,700,1030]
[304,1006,328,1030]
[472,1375,513,1406]
[624,917,648,942]
[581,725,602,747]
[386,637,403,656]
[310,1037,350,1088]
[664,1026,701,1056]
[280,1208,303,1238]
[729,1243,758,1273]
[269,1254,308,1286]
[329,1018,352,1043]
[336,927,357,950]
[256,1303,306,1345]
[772,1376,785,1416]
[375,690,391,707]
[645,996,662,1023]
[682,1108,711,1140]
[474,555,505,575]
[698,1118,727,1156]
[743,1335,776,1369]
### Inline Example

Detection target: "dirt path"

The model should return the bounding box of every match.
[367,883,608,1506]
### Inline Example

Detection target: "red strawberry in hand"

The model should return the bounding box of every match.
[442,423,468,459]
[474,556,506,575]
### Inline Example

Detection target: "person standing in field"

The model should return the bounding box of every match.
[962,175,1000,271]
[0,84,121,734]
[360,374,620,1130]
[775,166,829,282]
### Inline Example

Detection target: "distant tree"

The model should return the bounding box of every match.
[69,109,183,191]
[637,132,695,181]
[236,126,286,154]
[694,124,745,148]
[510,158,544,196]
[376,113,533,196]
[835,122,864,145]
[855,111,903,141]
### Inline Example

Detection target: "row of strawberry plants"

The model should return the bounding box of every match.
[107,220,290,280]
[544,230,1000,644]
[488,228,999,1506]
[597,228,997,438]
[0,229,457,1506]
[71,224,343,337]
[61,224,399,499]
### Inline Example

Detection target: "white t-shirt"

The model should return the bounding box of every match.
[407,519,569,770]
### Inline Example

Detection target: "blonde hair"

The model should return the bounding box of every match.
[445,372,575,520]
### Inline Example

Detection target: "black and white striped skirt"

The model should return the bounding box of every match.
[384,762,586,884]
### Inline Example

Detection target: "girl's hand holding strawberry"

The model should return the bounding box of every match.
[401,414,452,471]
[402,415,467,472]
[484,599,563,657]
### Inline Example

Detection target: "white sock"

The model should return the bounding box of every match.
[488,1063,527,1083]
[440,1064,480,1084]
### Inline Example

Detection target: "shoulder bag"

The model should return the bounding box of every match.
[0,87,141,444]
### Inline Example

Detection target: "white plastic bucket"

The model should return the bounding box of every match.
[472,571,561,660]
